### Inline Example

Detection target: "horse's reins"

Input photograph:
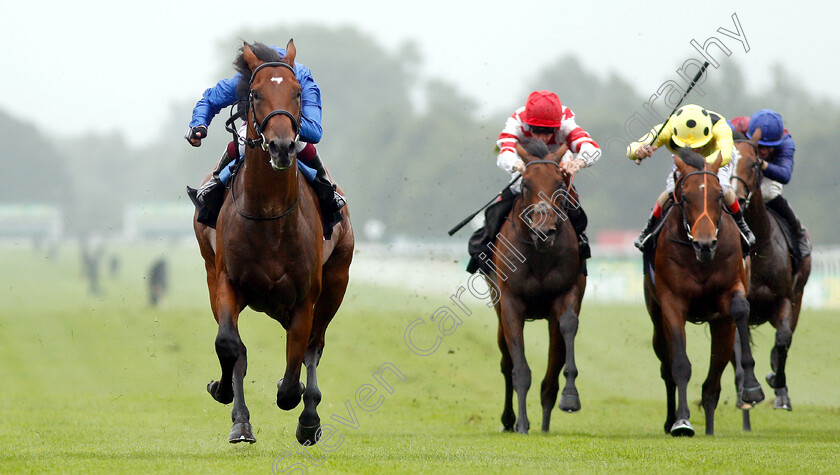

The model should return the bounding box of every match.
[228,60,303,222]
[671,169,722,242]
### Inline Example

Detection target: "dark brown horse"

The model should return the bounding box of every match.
[486,139,585,434]
[643,148,764,437]
[731,134,811,430]
[192,41,354,445]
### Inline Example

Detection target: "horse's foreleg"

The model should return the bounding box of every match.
[500,298,530,434]
[208,274,255,443]
[731,327,752,431]
[703,318,735,436]
[660,296,693,437]
[277,301,314,412]
[731,292,764,405]
[540,317,563,432]
[498,323,516,432]
[557,295,581,414]
[296,265,348,445]
[768,298,793,410]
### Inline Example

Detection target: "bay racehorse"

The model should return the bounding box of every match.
[643,147,764,436]
[192,40,354,445]
[486,138,585,434]
[731,131,811,430]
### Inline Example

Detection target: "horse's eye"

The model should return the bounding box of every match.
[252,91,261,101]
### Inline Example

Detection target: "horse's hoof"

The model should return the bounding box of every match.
[229,422,256,444]
[276,379,305,410]
[773,393,792,411]
[559,394,581,413]
[741,385,765,405]
[670,419,695,437]
[296,422,321,446]
[207,380,233,405]
[766,372,777,388]
[737,400,753,410]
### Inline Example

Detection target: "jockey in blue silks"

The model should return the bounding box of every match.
[743,109,810,257]
[185,44,345,238]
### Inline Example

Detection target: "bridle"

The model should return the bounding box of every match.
[513,160,573,243]
[671,169,722,242]
[225,60,302,222]
[243,61,301,152]
[730,140,763,208]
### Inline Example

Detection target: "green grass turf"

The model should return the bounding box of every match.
[0,243,838,473]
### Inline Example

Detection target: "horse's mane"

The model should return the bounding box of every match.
[675,147,707,171]
[520,137,550,159]
[233,42,285,100]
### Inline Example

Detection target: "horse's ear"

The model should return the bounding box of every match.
[708,151,723,173]
[515,143,534,164]
[284,39,296,67]
[751,127,762,146]
[546,144,569,165]
[243,43,260,70]
[673,151,689,174]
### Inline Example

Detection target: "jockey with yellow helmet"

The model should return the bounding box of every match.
[627,104,755,250]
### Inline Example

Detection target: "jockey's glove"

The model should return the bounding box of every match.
[185,125,208,147]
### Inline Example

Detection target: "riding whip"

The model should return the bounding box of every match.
[635,61,710,164]
[447,173,521,236]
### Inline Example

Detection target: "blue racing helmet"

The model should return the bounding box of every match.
[747,109,785,146]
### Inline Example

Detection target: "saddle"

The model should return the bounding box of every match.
[466,188,589,275]
[766,207,805,273]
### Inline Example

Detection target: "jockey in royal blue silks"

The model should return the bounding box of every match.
[741,109,811,258]
[185,45,345,238]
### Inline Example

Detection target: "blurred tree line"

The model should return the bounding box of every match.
[1,24,836,244]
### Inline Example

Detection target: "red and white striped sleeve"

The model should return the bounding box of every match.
[558,107,601,166]
[496,107,526,173]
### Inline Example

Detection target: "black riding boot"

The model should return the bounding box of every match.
[186,151,235,228]
[565,203,591,274]
[466,190,516,274]
[634,211,660,251]
[766,195,811,258]
[307,151,346,240]
[732,208,756,247]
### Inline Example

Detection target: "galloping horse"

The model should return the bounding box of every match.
[192,41,354,444]
[731,132,811,429]
[643,148,764,437]
[487,138,585,434]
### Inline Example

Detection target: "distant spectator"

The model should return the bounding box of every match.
[148,258,168,307]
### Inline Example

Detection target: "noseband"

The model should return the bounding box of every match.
[244,61,301,151]
[672,169,722,242]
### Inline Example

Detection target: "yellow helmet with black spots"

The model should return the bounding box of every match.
[670,104,713,148]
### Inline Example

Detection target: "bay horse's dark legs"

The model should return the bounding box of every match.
[768,298,793,410]
[277,303,314,412]
[732,327,752,432]
[702,317,735,436]
[540,317,563,432]
[498,323,516,432]
[499,298,530,434]
[207,275,255,443]
[648,293,676,433]
[557,303,581,412]
[660,296,694,437]
[296,257,351,445]
[731,292,765,405]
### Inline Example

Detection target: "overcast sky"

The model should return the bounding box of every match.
[0,0,837,147]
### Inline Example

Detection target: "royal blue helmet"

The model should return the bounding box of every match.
[747,109,785,146]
